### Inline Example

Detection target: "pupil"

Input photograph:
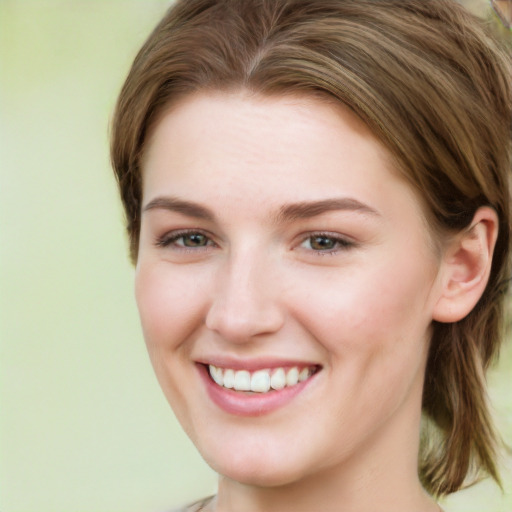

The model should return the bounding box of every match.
[312,236,334,250]
[185,234,206,247]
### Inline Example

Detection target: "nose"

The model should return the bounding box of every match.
[205,249,285,343]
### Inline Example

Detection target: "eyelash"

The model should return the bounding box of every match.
[154,229,354,255]
[154,229,216,250]
[299,232,354,255]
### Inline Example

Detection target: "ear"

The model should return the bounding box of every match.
[433,207,499,323]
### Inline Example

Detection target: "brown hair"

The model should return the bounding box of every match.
[110,0,512,497]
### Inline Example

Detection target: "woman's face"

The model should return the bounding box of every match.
[136,91,444,487]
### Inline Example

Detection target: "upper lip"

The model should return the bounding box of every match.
[195,356,321,372]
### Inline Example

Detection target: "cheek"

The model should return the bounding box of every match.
[134,261,208,431]
[290,249,436,357]
[296,253,435,437]
[134,262,208,355]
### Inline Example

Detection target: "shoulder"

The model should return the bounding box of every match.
[168,495,215,512]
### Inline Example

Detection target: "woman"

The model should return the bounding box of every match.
[110,1,511,510]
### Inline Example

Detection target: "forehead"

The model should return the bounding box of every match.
[143,90,388,164]
[141,90,429,230]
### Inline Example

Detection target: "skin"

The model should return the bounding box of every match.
[135,91,494,512]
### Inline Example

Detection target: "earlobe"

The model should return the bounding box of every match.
[433,207,498,323]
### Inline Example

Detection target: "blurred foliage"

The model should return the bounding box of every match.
[462,0,512,44]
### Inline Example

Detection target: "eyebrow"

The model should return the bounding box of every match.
[142,195,379,223]
[143,196,215,221]
[275,197,380,223]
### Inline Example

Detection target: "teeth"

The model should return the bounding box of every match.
[251,370,271,393]
[210,365,223,386]
[299,367,309,382]
[223,369,235,389]
[286,367,299,387]
[234,370,251,391]
[208,365,315,393]
[270,368,286,390]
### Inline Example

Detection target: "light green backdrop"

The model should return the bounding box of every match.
[0,1,510,511]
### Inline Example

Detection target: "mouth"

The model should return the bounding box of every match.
[197,359,322,416]
[205,364,321,393]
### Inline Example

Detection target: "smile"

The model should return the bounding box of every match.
[208,364,317,393]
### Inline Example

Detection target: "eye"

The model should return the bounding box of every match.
[155,230,215,249]
[300,233,353,253]
[177,233,209,247]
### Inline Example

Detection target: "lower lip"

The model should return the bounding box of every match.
[197,364,317,417]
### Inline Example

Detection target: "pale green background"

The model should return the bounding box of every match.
[0,1,510,511]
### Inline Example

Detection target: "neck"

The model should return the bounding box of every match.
[216,481,437,512]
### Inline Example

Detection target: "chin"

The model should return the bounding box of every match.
[215,460,306,488]
[197,436,309,487]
